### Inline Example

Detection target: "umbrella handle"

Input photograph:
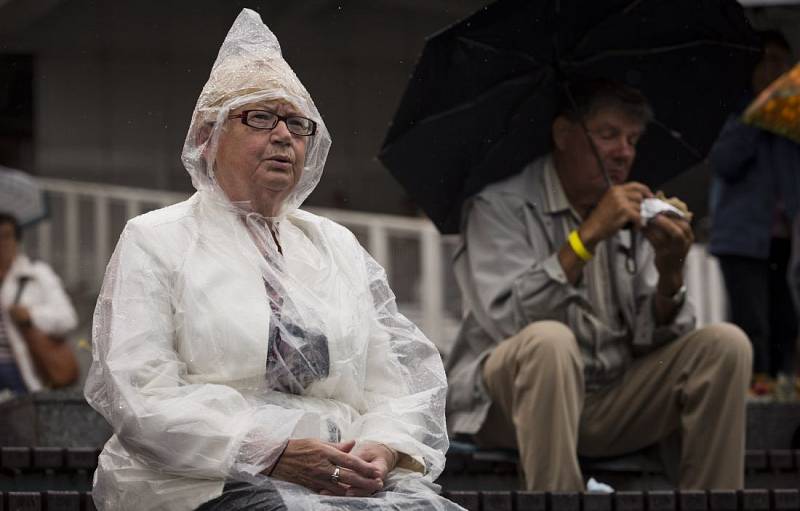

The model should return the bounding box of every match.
[561,82,638,273]
[625,230,637,275]
[553,33,612,188]
[561,82,613,189]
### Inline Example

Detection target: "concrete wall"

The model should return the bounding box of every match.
[1,1,798,218]
[0,0,486,214]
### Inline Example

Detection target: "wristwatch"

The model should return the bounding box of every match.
[661,285,687,307]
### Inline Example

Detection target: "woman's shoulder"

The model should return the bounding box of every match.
[128,195,197,228]
[291,209,360,245]
[118,195,202,257]
[124,195,199,238]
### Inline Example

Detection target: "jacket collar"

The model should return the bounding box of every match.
[540,156,576,217]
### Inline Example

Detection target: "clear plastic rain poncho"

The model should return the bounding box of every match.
[84,9,459,511]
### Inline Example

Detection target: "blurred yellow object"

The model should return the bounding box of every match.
[743,62,800,144]
[77,338,91,351]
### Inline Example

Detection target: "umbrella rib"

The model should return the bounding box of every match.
[650,118,703,160]
[621,0,645,16]
[567,39,758,66]
[406,72,546,130]
[456,35,545,66]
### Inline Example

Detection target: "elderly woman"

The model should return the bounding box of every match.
[84,10,460,511]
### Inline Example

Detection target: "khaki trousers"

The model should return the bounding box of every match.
[477,321,752,491]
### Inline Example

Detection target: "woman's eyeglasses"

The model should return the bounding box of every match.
[228,110,317,136]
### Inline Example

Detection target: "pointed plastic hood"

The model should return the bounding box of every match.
[180,8,331,219]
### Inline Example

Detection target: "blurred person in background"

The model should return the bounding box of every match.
[0,212,78,396]
[709,30,800,398]
[83,9,459,511]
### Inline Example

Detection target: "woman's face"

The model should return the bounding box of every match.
[213,99,308,217]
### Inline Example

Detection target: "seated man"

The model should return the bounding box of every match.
[445,79,752,491]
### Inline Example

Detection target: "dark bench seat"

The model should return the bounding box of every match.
[0,491,96,511]
[440,445,800,491]
[0,490,798,511]
[0,447,99,492]
[441,489,800,511]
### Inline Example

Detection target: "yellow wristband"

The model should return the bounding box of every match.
[568,230,593,262]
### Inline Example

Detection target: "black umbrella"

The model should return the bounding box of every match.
[379,0,759,234]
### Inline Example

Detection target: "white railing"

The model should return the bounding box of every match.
[32,178,184,291]
[27,178,726,351]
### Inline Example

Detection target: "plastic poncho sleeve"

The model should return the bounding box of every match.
[348,245,449,479]
[85,220,312,479]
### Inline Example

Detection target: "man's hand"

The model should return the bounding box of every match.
[643,214,693,324]
[342,442,399,497]
[642,214,693,280]
[8,305,32,328]
[269,439,383,496]
[580,182,653,250]
[559,182,652,284]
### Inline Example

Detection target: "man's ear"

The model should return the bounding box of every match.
[552,116,571,152]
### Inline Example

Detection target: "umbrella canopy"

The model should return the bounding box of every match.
[0,166,47,227]
[379,0,759,233]
[744,61,800,144]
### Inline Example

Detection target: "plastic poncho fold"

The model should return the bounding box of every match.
[84,9,458,511]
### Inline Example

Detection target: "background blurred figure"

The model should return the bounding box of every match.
[0,213,78,397]
[789,210,800,398]
[709,30,800,398]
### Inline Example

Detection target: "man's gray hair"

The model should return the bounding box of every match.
[558,77,654,125]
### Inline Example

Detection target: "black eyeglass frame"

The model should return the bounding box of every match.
[228,109,317,136]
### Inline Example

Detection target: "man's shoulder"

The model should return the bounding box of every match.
[476,156,547,202]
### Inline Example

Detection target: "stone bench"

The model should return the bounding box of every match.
[441,401,800,490]
[4,445,800,492]
[0,491,96,511]
[746,402,800,451]
[0,447,99,492]
[441,489,800,511]
[440,447,800,491]
[0,391,111,448]
[3,490,799,511]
